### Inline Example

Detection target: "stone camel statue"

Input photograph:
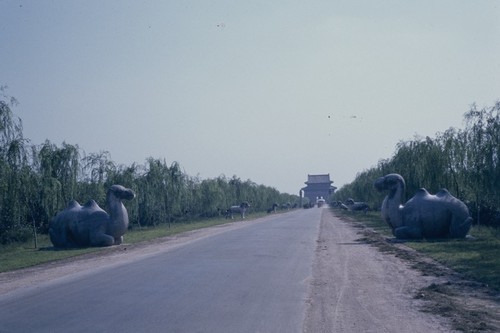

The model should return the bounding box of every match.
[374,173,472,239]
[49,185,136,247]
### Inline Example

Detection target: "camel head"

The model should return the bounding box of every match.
[240,202,250,209]
[374,173,406,232]
[107,185,136,202]
[374,173,405,199]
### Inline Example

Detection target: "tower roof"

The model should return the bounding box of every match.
[305,174,332,184]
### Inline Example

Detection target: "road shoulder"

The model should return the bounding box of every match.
[304,208,500,332]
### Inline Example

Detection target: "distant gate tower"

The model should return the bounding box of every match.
[301,174,337,204]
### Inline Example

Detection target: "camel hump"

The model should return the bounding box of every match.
[414,188,430,197]
[67,200,82,209]
[82,200,106,214]
[436,189,451,198]
[57,200,82,215]
[84,200,99,208]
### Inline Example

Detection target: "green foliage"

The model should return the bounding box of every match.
[335,101,500,227]
[0,227,32,244]
[0,87,31,240]
[0,88,300,243]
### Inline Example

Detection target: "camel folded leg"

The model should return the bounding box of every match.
[114,235,124,245]
[394,226,423,239]
[90,232,115,247]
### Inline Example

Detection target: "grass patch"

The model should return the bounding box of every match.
[407,226,500,291]
[0,238,102,272]
[0,212,270,273]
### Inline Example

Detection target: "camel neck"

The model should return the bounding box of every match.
[108,198,129,234]
[384,183,404,228]
[393,183,405,205]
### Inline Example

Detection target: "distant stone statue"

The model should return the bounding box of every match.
[374,173,472,239]
[344,198,370,213]
[49,185,136,247]
[267,203,279,213]
[225,202,250,219]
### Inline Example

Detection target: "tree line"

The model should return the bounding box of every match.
[334,101,500,227]
[0,88,299,244]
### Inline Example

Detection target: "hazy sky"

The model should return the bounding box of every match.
[1,1,499,194]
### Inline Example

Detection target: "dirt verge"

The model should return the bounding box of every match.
[341,213,500,332]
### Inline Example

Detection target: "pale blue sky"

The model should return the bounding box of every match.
[1,1,499,194]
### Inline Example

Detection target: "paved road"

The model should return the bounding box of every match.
[0,208,322,333]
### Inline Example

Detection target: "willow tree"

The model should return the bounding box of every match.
[439,128,468,198]
[81,151,115,204]
[463,102,500,223]
[138,158,168,226]
[333,166,384,209]
[197,178,224,217]
[34,141,80,217]
[0,87,33,243]
[167,161,186,221]
[228,176,242,204]
[253,184,280,211]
